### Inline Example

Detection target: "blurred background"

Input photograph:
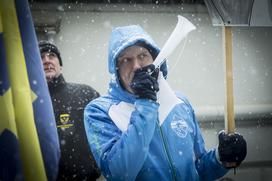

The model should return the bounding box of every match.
[29,0,272,180]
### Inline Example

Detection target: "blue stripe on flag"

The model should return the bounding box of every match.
[15,0,60,180]
[0,130,24,181]
[0,32,8,95]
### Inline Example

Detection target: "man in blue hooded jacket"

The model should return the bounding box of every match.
[84,25,247,181]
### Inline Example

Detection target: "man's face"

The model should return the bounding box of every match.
[41,52,62,82]
[117,45,153,93]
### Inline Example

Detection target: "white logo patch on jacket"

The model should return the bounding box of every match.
[108,102,135,132]
[170,118,192,138]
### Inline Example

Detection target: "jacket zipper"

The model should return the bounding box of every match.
[157,121,177,181]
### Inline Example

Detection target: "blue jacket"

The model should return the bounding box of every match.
[84,25,228,181]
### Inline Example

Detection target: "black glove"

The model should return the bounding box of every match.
[130,64,159,101]
[218,130,247,169]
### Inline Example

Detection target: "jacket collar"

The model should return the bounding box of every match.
[48,74,66,92]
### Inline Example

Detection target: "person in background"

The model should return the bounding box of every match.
[39,41,101,181]
[84,25,247,180]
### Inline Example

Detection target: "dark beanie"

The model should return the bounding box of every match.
[39,41,63,66]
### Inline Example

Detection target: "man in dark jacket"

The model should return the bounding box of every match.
[39,41,101,181]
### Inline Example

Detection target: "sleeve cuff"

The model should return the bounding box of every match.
[215,147,222,164]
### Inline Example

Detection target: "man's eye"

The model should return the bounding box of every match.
[123,58,128,63]
[139,54,147,59]
[49,53,57,57]
[121,58,131,65]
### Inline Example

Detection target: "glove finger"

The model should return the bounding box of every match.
[131,77,153,89]
[133,81,156,97]
[143,64,156,72]
[153,82,159,92]
[151,67,160,80]
[133,72,148,81]
[133,74,156,85]
[138,90,157,101]
[218,130,229,143]
[142,78,159,92]
[135,64,155,74]
[132,84,155,93]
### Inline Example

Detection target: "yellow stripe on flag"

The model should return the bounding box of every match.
[0,11,2,31]
[0,0,47,180]
[0,12,18,136]
[0,88,18,136]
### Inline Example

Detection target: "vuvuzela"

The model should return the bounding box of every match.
[153,15,196,68]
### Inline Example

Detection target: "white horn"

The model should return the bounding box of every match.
[153,15,196,67]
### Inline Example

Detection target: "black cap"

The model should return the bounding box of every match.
[39,41,63,66]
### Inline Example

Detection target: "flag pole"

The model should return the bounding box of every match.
[223,26,235,134]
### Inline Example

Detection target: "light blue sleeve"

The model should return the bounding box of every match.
[190,106,229,180]
[84,99,159,180]
[175,93,228,180]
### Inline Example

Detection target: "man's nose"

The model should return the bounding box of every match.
[132,59,141,71]
[42,54,49,63]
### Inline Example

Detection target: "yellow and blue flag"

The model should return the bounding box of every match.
[0,0,60,180]
[0,11,23,181]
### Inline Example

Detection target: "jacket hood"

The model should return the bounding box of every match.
[107,25,167,103]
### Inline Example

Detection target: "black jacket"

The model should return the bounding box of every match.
[48,74,100,181]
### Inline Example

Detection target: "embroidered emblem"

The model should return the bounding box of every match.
[170,118,192,138]
[60,114,70,124]
[58,114,73,129]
